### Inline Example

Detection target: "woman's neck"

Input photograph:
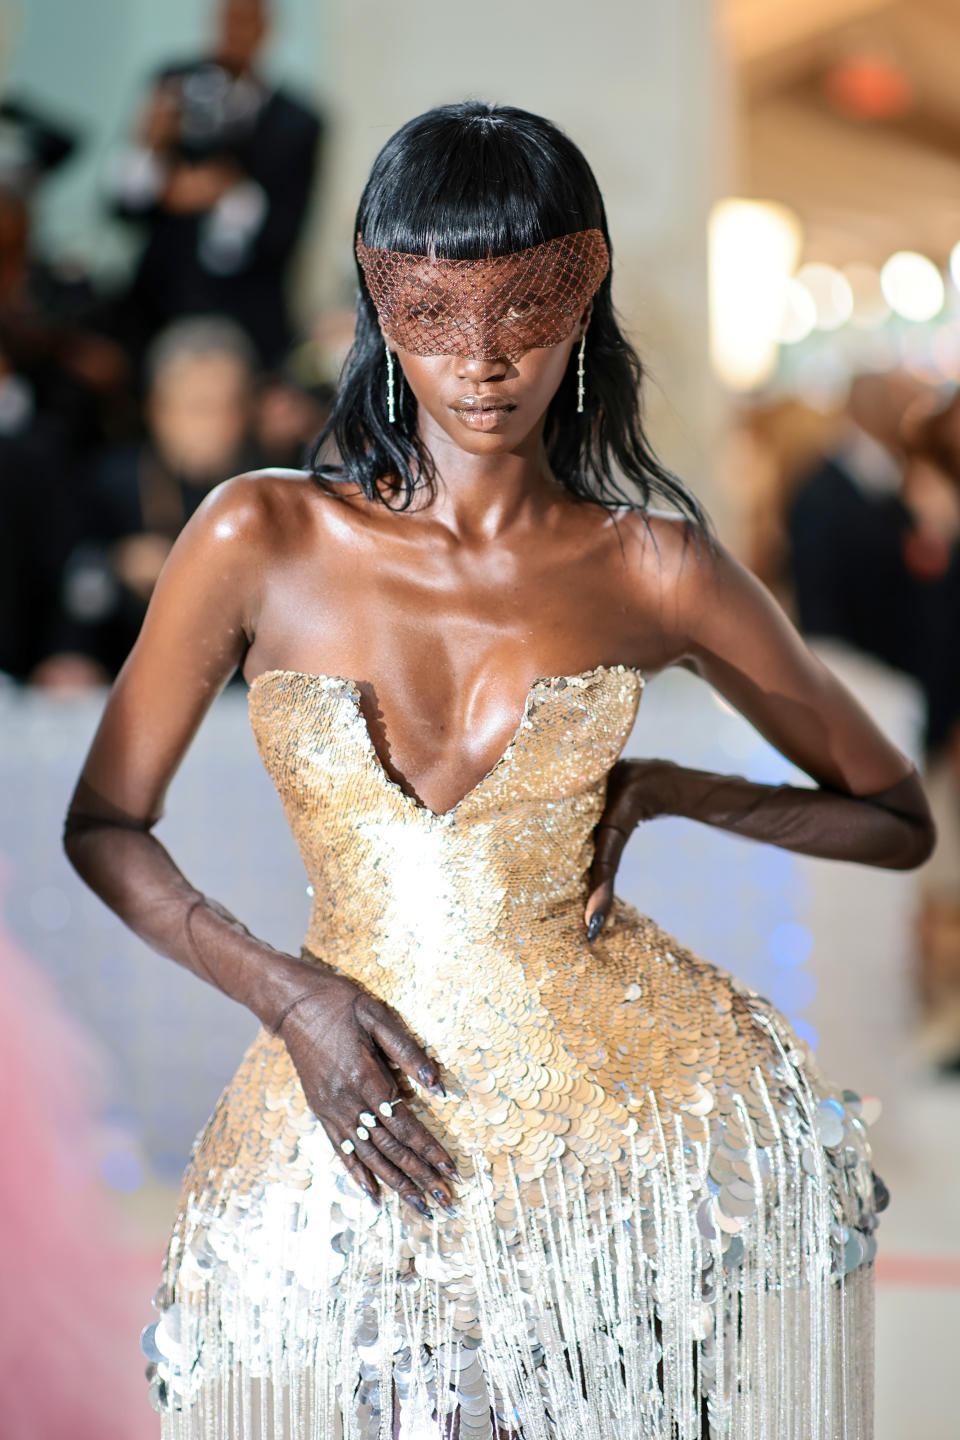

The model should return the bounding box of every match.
[409,413,563,541]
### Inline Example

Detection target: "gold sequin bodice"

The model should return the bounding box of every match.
[241,662,831,1194]
[247,666,647,1171]
[250,661,639,978]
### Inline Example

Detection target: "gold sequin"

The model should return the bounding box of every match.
[147,665,882,1437]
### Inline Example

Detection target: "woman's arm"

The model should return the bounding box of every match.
[64,475,457,1215]
[586,520,936,933]
[63,476,306,1019]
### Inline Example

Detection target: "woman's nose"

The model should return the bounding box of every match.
[454,349,510,381]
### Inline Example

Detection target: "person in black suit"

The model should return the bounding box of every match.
[786,372,923,684]
[787,371,960,766]
[108,0,323,368]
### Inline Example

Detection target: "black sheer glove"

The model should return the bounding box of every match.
[278,979,459,1215]
[584,757,936,938]
[63,776,336,1032]
[63,778,457,1214]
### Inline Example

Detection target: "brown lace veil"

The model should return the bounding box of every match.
[356,229,610,361]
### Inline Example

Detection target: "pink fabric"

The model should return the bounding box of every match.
[0,864,158,1439]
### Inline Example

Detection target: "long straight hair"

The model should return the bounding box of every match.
[310,101,714,540]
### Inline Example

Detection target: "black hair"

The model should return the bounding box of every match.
[310,100,713,538]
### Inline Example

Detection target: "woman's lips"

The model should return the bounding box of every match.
[450,399,516,431]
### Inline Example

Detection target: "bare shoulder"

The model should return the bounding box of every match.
[595,507,752,673]
[611,507,722,608]
[184,467,328,558]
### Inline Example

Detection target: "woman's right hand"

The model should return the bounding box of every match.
[276,969,459,1218]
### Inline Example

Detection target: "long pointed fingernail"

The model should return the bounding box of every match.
[432,1188,457,1215]
[428,1080,447,1098]
[587,912,603,941]
[439,1160,461,1181]
[418,1066,436,1086]
[405,1195,433,1219]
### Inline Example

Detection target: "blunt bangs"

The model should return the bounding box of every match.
[356,103,607,262]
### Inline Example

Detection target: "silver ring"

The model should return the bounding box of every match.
[378,1098,404,1119]
[356,1125,370,1141]
[358,1111,378,1129]
[340,1138,356,1155]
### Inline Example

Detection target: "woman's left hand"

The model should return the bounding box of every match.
[583,757,680,939]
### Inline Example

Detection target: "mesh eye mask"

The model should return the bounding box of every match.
[356,228,610,361]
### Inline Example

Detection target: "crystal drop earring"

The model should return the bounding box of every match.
[577,333,587,414]
[385,343,396,424]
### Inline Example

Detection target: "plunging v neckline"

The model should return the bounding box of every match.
[247,663,644,820]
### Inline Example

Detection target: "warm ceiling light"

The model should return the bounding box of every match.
[708,198,803,390]
[880,251,945,322]
[825,54,913,120]
[795,263,854,331]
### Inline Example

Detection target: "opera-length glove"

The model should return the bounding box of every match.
[62,776,458,1213]
[586,758,936,937]
[63,776,345,1034]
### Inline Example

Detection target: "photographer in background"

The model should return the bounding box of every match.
[107,0,322,368]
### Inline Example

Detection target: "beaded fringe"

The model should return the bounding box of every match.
[148,1070,876,1440]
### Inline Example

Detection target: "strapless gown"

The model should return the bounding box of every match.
[144,665,882,1440]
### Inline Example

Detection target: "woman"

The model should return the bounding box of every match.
[65,102,935,1439]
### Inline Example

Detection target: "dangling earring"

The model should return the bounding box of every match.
[576,333,587,414]
[385,343,396,424]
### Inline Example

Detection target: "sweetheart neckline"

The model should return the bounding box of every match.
[247,662,645,821]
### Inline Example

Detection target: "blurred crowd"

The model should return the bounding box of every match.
[732,370,960,1064]
[0,0,332,689]
[738,371,960,777]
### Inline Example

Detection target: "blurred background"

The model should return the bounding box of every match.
[1,0,959,1435]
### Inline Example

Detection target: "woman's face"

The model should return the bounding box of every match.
[393,317,586,458]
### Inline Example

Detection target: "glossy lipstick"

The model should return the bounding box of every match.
[450,394,516,431]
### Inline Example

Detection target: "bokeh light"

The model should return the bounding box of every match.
[949,240,960,294]
[768,921,814,969]
[709,198,803,390]
[880,251,945,322]
[795,263,854,331]
[776,278,817,345]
